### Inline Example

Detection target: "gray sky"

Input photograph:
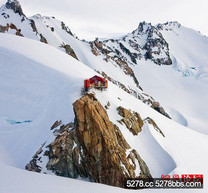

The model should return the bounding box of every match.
[1,0,208,40]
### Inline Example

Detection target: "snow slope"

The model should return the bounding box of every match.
[160,22,208,79]
[0,161,205,193]
[132,23,208,134]
[30,14,142,96]
[133,59,208,134]
[0,162,134,193]
[2,2,207,137]
[0,33,96,168]
[0,33,208,192]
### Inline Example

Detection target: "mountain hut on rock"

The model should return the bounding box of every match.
[84,75,108,91]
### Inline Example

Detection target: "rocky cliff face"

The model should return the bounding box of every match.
[27,94,152,188]
[74,94,149,186]
[134,21,172,65]
[90,21,172,67]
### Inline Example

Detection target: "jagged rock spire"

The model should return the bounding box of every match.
[5,0,25,16]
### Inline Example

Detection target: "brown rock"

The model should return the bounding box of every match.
[145,117,165,137]
[90,42,99,56]
[0,23,23,36]
[50,120,62,130]
[10,23,18,30]
[151,102,171,119]
[94,40,103,50]
[40,34,48,44]
[72,94,151,187]
[30,19,38,34]
[0,24,9,33]
[28,94,152,188]
[46,129,88,178]
[15,29,23,37]
[25,142,46,173]
[60,42,78,60]
[117,106,143,135]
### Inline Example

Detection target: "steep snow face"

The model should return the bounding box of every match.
[130,22,208,134]
[132,58,208,134]
[0,33,96,168]
[159,21,208,79]
[29,14,75,48]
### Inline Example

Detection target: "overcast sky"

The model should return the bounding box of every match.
[2,0,208,40]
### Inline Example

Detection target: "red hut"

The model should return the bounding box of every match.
[84,75,108,91]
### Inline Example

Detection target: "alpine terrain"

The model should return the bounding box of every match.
[0,0,208,192]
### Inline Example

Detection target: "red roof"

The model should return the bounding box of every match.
[89,75,106,82]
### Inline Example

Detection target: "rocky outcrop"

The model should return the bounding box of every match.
[90,40,141,89]
[5,0,25,16]
[133,21,172,65]
[25,142,46,173]
[117,106,165,138]
[73,94,151,186]
[37,94,152,188]
[117,106,143,135]
[9,23,23,36]
[30,19,38,34]
[0,23,23,36]
[95,70,143,95]
[0,24,9,33]
[61,21,73,36]
[144,117,165,137]
[40,34,48,44]
[151,102,171,119]
[95,70,171,119]
[50,120,62,130]
[60,42,78,60]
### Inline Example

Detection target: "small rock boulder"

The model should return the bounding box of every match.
[117,106,143,135]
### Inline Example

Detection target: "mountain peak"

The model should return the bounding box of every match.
[5,0,25,16]
[132,21,153,34]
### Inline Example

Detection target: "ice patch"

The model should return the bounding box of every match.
[5,119,32,125]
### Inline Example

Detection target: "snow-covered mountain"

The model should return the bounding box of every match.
[0,0,208,192]
[1,32,208,193]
